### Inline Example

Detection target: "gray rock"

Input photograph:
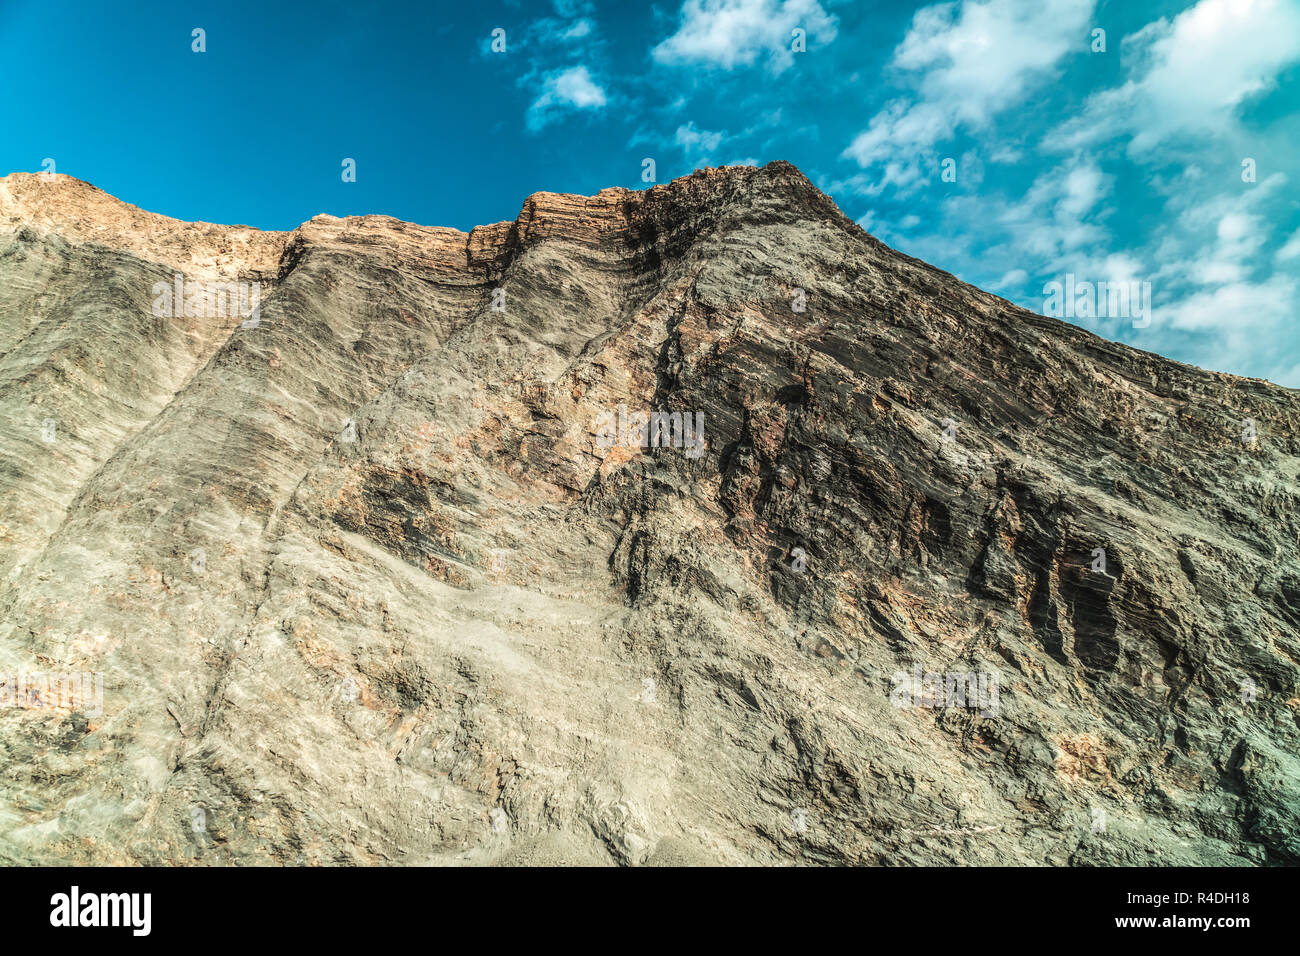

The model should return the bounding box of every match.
[0,163,1296,866]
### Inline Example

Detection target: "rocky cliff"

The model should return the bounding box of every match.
[1,162,1297,865]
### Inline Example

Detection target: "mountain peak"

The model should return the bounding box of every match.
[1,164,1297,866]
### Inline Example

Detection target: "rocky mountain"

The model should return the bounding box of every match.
[0,162,1296,866]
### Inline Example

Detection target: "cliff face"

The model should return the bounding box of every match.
[1,162,1297,866]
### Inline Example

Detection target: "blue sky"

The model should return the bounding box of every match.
[2,0,1297,384]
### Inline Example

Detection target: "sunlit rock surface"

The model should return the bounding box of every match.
[0,163,1297,865]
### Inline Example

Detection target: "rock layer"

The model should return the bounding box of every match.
[0,163,1297,865]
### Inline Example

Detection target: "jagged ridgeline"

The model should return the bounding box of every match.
[0,163,1297,865]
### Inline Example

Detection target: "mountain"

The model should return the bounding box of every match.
[0,162,1297,865]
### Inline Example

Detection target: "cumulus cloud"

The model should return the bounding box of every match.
[1276,230,1300,263]
[842,0,1095,185]
[1053,0,1300,153]
[1149,172,1288,287]
[530,14,596,45]
[525,65,607,131]
[653,0,838,74]
[992,157,1114,267]
[993,268,1029,290]
[1163,276,1295,333]
[891,0,1093,123]
[560,18,594,40]
[674,121,726,153]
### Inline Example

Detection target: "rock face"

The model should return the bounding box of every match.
[0,162,1297,866]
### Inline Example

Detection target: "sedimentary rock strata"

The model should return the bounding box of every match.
[0,162,1296,865]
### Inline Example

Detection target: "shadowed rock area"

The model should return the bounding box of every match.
[0,162,1297,865]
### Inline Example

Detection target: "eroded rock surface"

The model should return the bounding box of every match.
[1,162,1297,865]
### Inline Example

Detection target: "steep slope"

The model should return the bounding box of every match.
[0,163,1297,865]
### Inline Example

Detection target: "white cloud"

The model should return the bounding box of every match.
[1054,0,1300,153]
[1134,272,1300,386]
[1193,211,1266,284]
[531,13,598,46]
[993,268,1028,290]
[1149,172,1287,287]
[526,65,607,131]
[674,121,726,153]
[993,157,1114,267]
[1275,229,1300,263]
[653,0,838,74]
[1057,163,1107,221]
[1162,275,1294,333]
[822,0,1299,385]
[842,0,1094,182]
[550,66,606,107]
[892,0,1093,123]
[561,19,594,40]
[842,99,950,170]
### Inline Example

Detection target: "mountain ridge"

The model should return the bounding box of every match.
[5,162,1290,394]
[1,160,1297,866]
